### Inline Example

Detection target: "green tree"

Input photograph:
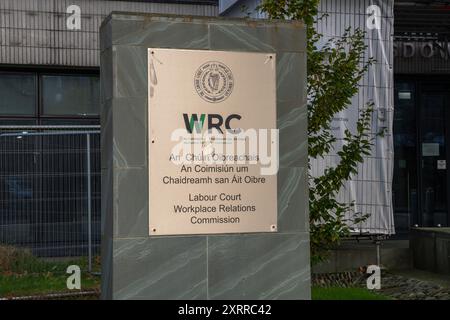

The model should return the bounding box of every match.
[258,0,375,264]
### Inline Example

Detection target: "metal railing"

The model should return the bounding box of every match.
[0,125,100,270]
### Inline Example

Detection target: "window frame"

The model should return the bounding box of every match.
[0,70,38,118]
[39,73,100,118]
[0,66,100,123]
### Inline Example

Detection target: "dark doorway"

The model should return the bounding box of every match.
[394,77,450,236]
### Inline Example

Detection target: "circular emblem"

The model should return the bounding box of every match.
[194,61,234,103]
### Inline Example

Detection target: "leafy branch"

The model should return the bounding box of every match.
[258,0,376,263]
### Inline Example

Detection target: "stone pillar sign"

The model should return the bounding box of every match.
[100,13,310,300]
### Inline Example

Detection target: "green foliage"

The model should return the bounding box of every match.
[259,0,375,263]
[257,0,320,26]
[0,245,101,298]
[0,245,100,274]
[0,273,100,297]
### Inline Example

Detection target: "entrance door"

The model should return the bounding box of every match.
[419,84,450,227]
[394,79,450,234]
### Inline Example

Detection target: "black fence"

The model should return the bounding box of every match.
[0,126,101,259]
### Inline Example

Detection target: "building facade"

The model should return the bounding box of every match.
[393,0,450,235]
[0,0,216,125]
[0,0,217,255]
[222,0,450,238]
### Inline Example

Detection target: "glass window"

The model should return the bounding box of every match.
[393,81,418,234]
[41,75,99,116]
[0,73,36,115]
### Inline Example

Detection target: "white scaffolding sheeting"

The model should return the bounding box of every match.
[313,0,395,235]
[221,0,396,235]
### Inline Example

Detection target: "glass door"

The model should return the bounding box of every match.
[419,84,449,227]
[393,82,418,234]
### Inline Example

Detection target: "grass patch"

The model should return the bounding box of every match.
[0,273,100,298]
[0,245,100,298]
[0,245,101,274]
[312,286,390,300]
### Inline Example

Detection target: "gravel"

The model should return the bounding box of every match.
[313,270,450,300]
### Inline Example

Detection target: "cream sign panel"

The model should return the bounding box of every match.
[148,48,278,236]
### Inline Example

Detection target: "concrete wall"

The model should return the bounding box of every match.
[312,240,412,273]
[411,228,450,275]
[100,13,310,299]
